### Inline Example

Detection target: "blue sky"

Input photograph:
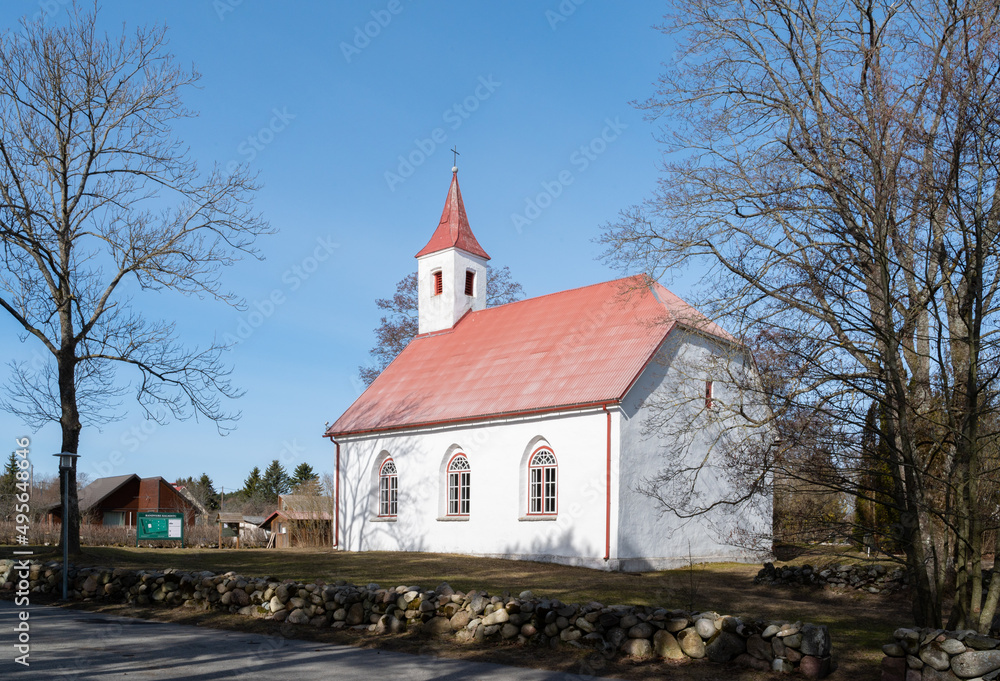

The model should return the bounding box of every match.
[0,0,680,491]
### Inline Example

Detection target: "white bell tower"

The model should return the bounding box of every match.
[416,168,490,335]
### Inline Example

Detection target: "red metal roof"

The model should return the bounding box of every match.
[327,275,735,437]
[414,171,490,260]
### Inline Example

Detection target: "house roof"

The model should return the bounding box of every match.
[78,474,140,512]
[280,494,334,512]
[326,275,735,437]
[414,171,490,260]
[259,509,333,528]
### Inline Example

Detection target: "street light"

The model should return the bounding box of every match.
[53,452,80,601]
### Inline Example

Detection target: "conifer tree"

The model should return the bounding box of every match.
[261,460,291,503]
[243,466,264,500]
[290,463,318,489]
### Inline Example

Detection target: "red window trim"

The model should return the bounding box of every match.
[705,380,714,410]
[446,452,470,517]
[433,270,443,296]
[526,446,558,516]
[378,458,397,518]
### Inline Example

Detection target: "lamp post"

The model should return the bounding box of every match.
[53,452,80,601]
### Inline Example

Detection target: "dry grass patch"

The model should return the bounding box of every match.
[3,545,906,680]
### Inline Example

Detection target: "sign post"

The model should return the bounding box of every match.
[136,512,185,548]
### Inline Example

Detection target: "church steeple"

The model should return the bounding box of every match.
[416,169,490,335]
[415,170,490,260]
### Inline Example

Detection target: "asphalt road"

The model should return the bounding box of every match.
[0,601,601,680]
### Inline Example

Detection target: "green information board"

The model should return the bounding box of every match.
[136,512,185,547]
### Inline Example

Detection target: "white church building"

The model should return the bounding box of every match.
[325,170,770,571]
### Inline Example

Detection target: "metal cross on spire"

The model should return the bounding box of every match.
[451,145,460,170]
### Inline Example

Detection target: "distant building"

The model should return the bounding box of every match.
[214,512,267,546]
[259,494,333,548]
[48,474,196,526]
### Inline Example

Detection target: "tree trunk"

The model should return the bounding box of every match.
[58,352,82,556]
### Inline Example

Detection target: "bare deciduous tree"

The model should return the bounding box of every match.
[601,0,1000,629]
[0,7,270,553]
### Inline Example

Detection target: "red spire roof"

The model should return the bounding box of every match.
[415,171,490,260]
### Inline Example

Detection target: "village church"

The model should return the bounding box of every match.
[325,170,770,571]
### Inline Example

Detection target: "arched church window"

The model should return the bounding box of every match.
[528,448,557,515]
[379,459,397,517]
[447,454,470,516]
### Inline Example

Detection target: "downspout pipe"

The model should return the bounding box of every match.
[326,435,340,549]
[603,404,612,563]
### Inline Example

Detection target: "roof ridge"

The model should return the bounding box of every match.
[462,273,648,317]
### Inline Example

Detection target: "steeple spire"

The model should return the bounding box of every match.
[415,170,490,335]
[415,169,490,261]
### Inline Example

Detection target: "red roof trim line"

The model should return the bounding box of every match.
[328,400,618,439]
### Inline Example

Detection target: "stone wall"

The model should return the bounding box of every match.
[755,562,911,595]
[1,559,833,677]
[881,628,1000,680]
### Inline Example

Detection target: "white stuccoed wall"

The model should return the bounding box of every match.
[333,330,771,572]
[616,330,772,571]
[336,407,620,569]
[416,247,487,334]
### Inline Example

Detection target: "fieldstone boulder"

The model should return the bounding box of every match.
[606,627,627,650]
[966,635,1000,651]
[735,652,771,671]
[747,634,774,661]
[883,643,906,657]
[230,588,250,608]
[481,608,509,626]
[559,627,582,642]
[678,627,706,659]
[424,617,453,637]
[695,617,717,639]
[799,655,831,679]
[920,643,951,672]
[666,617,689,633]
[621,638,653,660]
[706,631,746,663]
[799,624,831,657]
[772,657,795,673]
[286,608,309,625]
[450,610,471,631]
[951,650,1000,679]
[653,630,685,660]
[628,622,654,639]
[345,603,365,626]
